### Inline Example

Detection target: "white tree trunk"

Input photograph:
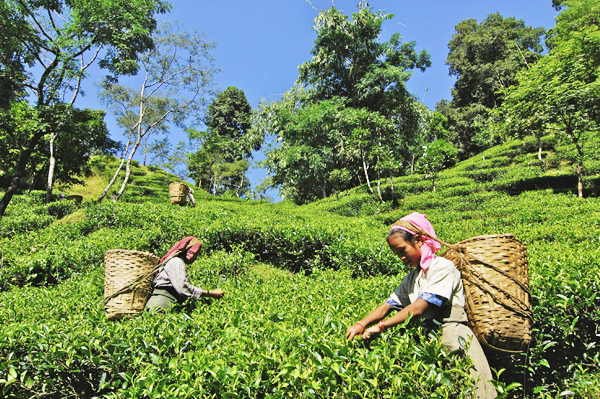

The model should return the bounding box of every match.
[45,134,57,204]
[97,135,132,202]
[362,151,373,193]
[115,139,142,202]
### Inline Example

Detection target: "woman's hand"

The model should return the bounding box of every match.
[346,323,365,340]
[362,325,381,340]
[207,289,224,299]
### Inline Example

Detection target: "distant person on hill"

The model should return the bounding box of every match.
[345,212,496,399]
[145,236,224,312]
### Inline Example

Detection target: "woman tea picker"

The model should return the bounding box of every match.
[145,236,224,312]
[346,212,497,399]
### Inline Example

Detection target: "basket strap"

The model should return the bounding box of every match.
[392,220,533,320]
[451,251,534,321]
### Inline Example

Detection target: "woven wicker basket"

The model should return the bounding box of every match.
[169,182,189,205]
[104,249,160,320]
[442,234,533,353]
[392,220,533,353]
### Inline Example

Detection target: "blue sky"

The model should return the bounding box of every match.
[76,0,559,200]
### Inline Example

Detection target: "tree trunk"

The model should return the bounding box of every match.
[45,134,57,204]
[97,136,132,203]
[142,135,149,166]
[537,137,543,161]
[361,151,373,193]
[390,175,394,204]
[376,176,383,202]
[235,175,243,198]
[115,138,142,202]
[577,163,583,198]
[0,131,45,218]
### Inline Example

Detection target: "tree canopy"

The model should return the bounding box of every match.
[96,21,218,202]
[188,87,257,198]
[0,0,171,217]
[501,0,600,198]
[257,2,430,203]
[442,13,546,158]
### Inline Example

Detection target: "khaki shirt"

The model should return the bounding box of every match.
[387,256,468,325]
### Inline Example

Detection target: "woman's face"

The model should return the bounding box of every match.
[183,250,199,264]
[388,234,422,268]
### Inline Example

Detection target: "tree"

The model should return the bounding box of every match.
[415,139,458,192]
[0,102,118,192]
[0,0,170,218]
[96,21,218,202]
[443,13,546,158]
[187,87,258,198]
[204,86,259,159]
[501,0,600,198]
[257,2,430,203]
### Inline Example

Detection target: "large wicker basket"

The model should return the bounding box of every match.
[104,249,160,320]
[392,220,533,354]
[442,234,533,353]
[169,182,189,205]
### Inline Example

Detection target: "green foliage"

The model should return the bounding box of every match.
[500,0,600,198]
[0,264,479,398]
[0,0,171,218]
[415,139,458,192]
[96,20,218,202]
[187,87,257,199]
[443,12,546,158]
[1,126,600,397]
[257,2,429,203]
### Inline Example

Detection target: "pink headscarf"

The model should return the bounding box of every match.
[160,236,202,264]
[390,212,441,271]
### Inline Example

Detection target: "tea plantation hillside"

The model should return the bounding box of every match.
[1,137,599,398]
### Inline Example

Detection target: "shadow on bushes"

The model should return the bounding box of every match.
[500,175,578,196]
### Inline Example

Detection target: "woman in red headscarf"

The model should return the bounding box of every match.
[145,236,224,312]
[345,212,496,399]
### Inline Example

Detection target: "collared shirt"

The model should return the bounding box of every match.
[387,256,468,325]
[152,256,203,301]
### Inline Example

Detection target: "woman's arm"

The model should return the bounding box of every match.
[362,298,429,339]
[346,303,393,340]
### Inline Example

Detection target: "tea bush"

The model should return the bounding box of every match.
[1,136,599,398]
[0,262,479,398]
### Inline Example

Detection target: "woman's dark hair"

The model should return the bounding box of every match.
[387,229,416,244]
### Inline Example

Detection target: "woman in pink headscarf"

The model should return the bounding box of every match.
[145,236,224,312]
[345,212,496,399]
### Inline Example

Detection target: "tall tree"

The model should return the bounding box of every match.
[257,2,430,203]
[0,0,170,218]
[443,13,546,158]
[501,0,600,198]
[187,87,258,198]
[415,139,458,192]
[0,102,118,192]
[96,21,218,202]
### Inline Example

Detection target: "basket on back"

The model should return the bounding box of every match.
[169,182,189,205]
[442,234,533,353]
[393,220,533,354]
[104,249,159,320]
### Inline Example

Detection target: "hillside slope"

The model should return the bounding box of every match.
[0,137,599,398]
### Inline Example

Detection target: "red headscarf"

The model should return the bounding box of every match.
[160,236,202,264]
[390,212,441,271]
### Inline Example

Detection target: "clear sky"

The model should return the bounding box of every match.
[75,0,559,200]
